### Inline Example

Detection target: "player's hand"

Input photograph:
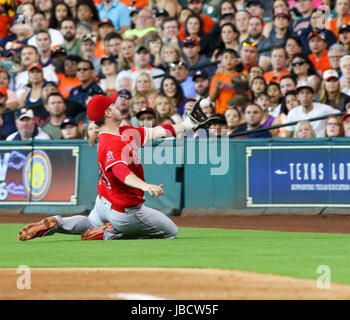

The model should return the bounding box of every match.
[145,184,164,198]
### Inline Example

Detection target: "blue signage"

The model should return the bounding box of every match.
[246,146,350,207]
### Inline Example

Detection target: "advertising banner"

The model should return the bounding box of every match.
[246,145,350,207]
[0,146,79,205]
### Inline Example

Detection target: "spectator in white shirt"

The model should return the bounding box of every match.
[340,55,350,95]
[14,45,58,100]
[6,108,51,141]
[28,11,64,49]
[286,80,340,138]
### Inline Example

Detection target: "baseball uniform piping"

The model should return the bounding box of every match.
[133,212,164,238]
[105,160,129,171]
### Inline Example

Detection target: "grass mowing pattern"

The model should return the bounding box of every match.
[1,224,350,285]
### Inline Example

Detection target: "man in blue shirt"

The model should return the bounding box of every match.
[169,61,196,99]
[292,0,314,32]
[97,0,131,33]
[67,60,102,108]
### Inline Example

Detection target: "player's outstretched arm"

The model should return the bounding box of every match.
[148,122,189,141]
[124,173,164,198]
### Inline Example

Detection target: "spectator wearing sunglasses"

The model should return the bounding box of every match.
[136,106,158,128]
[290,53,321,95]
[324,115,345,137]
[242,15,271,70]
[239,41,259,79]
[67,59,103,108]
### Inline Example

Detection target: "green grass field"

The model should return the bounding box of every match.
[1,223,350,285]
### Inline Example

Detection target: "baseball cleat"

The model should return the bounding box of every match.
[81,222,113,240]
[18,217,58,241]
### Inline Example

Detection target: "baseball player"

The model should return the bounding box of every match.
[18,94,216,241]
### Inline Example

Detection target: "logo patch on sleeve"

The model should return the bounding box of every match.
[106,151,115,163]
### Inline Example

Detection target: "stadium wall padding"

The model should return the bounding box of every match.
[1,138,350,216]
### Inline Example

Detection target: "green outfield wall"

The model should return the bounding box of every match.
[1,138,350,216]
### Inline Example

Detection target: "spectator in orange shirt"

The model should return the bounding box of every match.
[209,48,239,114]
[308,31,332,76]
[95,19,115,58]
[239,41,259,80]
[328,0,350,38]
[57,55,82,99]
[263,47,290,84]
[187,0,215,35]
[119,0,148,8]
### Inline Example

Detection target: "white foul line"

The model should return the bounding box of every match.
[110,293,167,300]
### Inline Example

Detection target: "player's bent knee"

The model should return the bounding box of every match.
[165,225,178,239]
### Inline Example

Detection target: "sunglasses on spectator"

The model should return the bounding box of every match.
[170,61,185,68]
[183,39,197,47]
[139,115,155,120]
[118,95,131,100]
[325,78,338,82]
[292,60,305,67]
[77,67,91,72]
[242,41,257,47]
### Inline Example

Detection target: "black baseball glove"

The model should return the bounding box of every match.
[184,98,221,131]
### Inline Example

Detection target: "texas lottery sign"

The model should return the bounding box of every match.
[246,145,350,207]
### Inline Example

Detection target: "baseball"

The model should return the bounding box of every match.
[199,97,211,109]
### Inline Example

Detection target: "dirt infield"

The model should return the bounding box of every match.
[2,267,350,300]
[2,213,350,300]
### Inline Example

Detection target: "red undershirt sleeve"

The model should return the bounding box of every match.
[111,162,133,183]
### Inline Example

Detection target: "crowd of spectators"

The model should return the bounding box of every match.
[0,0,350,140]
